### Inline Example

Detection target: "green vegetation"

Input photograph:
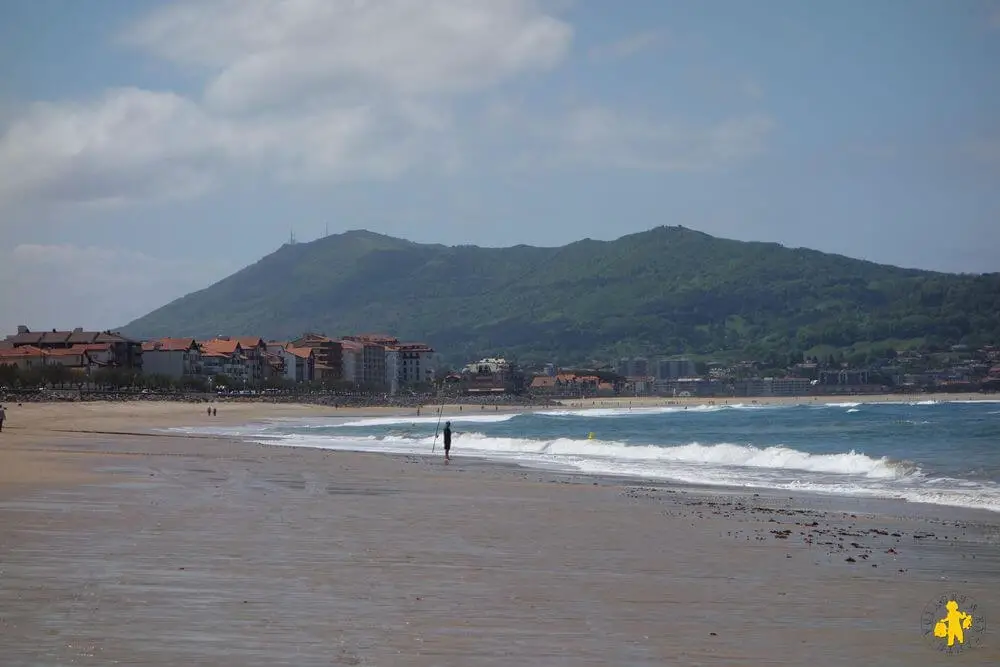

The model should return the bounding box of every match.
[120,227,1000,365]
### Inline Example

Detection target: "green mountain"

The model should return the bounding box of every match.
[121,226,1000,365]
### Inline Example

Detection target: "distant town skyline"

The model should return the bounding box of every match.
[2,0,999,333]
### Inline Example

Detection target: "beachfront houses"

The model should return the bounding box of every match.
[1,326,143,370]
[461,358,526,395]
[1,325,445,392]
[139,331,437,392]
[398,343,437,387]
[199,338,249,386]
[281,345,316,383]
[141,338,202,378]
[290,334,343,383]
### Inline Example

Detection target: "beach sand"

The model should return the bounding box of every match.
[1,401,998,666]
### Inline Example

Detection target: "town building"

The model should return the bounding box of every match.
[2,326,142,370]
[290,334,344,383]
[397,343,437,387]
[141,338,202,379]
[461,357,524,394]
[657,358,697,380]
[342,335,392,389]
[0,346,50,372]
[199,339,248,385]
[282,346,315,383]
[232,337,268,385]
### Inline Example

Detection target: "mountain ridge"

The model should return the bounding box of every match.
[121,226,999,364]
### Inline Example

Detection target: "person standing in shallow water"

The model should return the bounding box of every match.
[443,421,452,462]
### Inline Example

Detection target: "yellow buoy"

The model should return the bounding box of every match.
[588,432,596,440]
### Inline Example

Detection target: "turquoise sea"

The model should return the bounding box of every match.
[174,399,1000,513]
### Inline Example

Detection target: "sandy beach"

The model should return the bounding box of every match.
[1,400,998,665]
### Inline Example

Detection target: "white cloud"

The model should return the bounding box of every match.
[0,0,572,215]
[0,89,228,209]
[589,30,664,62]
[497,105,775,172]
[0,245,235,333]
[126,0,573,111]
[0,1,776,218]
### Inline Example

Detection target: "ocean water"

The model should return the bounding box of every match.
[171,400,1000,513]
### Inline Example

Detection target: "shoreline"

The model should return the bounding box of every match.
[1,427,997,664]
[3,397,998,519]
[1,400,998,664]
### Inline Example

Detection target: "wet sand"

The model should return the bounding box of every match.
[1,405,998,665]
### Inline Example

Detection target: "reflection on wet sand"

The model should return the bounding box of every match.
[1,426,998,666]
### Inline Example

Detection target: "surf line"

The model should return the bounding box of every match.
[431,400,445,454]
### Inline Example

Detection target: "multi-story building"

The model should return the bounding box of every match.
[461,357,524,394]
[264,341,289,381]
[290,333,343,383]
[384,346,400,395]
[342,335,393,390]
[3,326,142,370]
[282,346,315,383]
[340,340,363,386]
[0,346,49,372]
[141,338,202,379]
[199,339,248,385]
[398,343,437,386]
[657,358,697,379]
[233,337,268,386]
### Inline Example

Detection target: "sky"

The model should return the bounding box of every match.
[1,0,999,334]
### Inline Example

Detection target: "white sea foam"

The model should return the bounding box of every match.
[165,412,1000,514]
[333,413,518,428]
[536,403,768,418]
[242,431,914,479]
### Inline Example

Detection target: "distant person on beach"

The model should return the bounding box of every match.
[443,421,452,461]
[0,404,5,432]
[212,407,217,416]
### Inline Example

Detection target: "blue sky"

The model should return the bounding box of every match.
[1,0,999,333]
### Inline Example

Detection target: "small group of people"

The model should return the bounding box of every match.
[206,406,217,416]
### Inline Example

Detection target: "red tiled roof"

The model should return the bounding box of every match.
[234,336,265,349]
[0,345,47,359]
[201,339,241,355]
[45,348,88,357]
[285,346,314,360]
[144,338,197,352]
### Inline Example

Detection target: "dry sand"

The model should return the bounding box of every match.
[1,400,998,666]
